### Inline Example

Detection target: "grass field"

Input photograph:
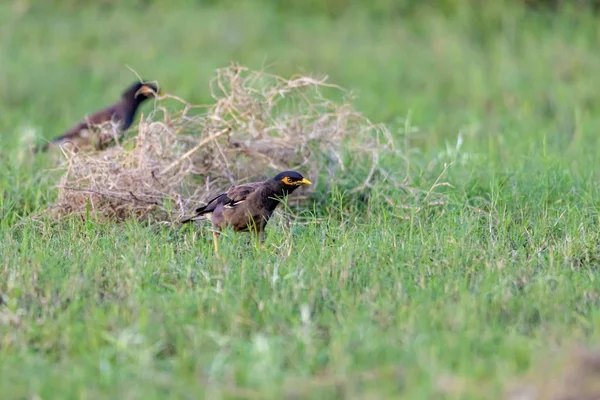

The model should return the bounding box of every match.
[2,1,600,399]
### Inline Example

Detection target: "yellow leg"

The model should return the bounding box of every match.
[258,230,267,251]
[212,231,220,255]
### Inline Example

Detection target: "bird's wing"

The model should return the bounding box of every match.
[49,121,89,145]
[85,103,124,125]
[194,193,229,214]
[222,183,261,208]
[181,183,262,224]
[50,104,123,145]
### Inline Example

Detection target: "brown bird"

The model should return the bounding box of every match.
[39,81,159,152]
[181,170,312,252]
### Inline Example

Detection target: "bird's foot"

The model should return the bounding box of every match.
[212,231,221,259]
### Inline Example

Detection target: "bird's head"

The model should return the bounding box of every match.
[272,170,312,193]
[123,81,160,102]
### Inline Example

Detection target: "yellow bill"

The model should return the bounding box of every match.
[134,85,159,98]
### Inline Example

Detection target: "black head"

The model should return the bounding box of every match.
[122,81,160,102]
[272,170,312,189]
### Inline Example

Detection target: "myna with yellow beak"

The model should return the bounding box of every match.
[39,81,160,152]
[181,171,312,252]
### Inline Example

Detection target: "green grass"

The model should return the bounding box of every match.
[2,1,600,398]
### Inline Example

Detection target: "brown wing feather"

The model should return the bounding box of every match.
[49,103,125,147]
[85,103,125,125]
[225,182,262,203]
[180,182,264,224]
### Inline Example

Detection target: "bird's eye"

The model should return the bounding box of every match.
[282,177,293,185]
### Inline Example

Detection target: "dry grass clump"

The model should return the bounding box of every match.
[50,64,395,222]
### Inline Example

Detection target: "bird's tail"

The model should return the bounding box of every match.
[34,134,67,154]
[180,215,197,224]
[180,205,209,224]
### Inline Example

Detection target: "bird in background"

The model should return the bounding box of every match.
[38,81,160,152]
[181,170,312,253]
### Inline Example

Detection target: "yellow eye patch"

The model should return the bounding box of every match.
[281,176,311,185]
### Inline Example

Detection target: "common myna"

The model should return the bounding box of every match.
[181,170,312,252]
[39,81,159,152]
